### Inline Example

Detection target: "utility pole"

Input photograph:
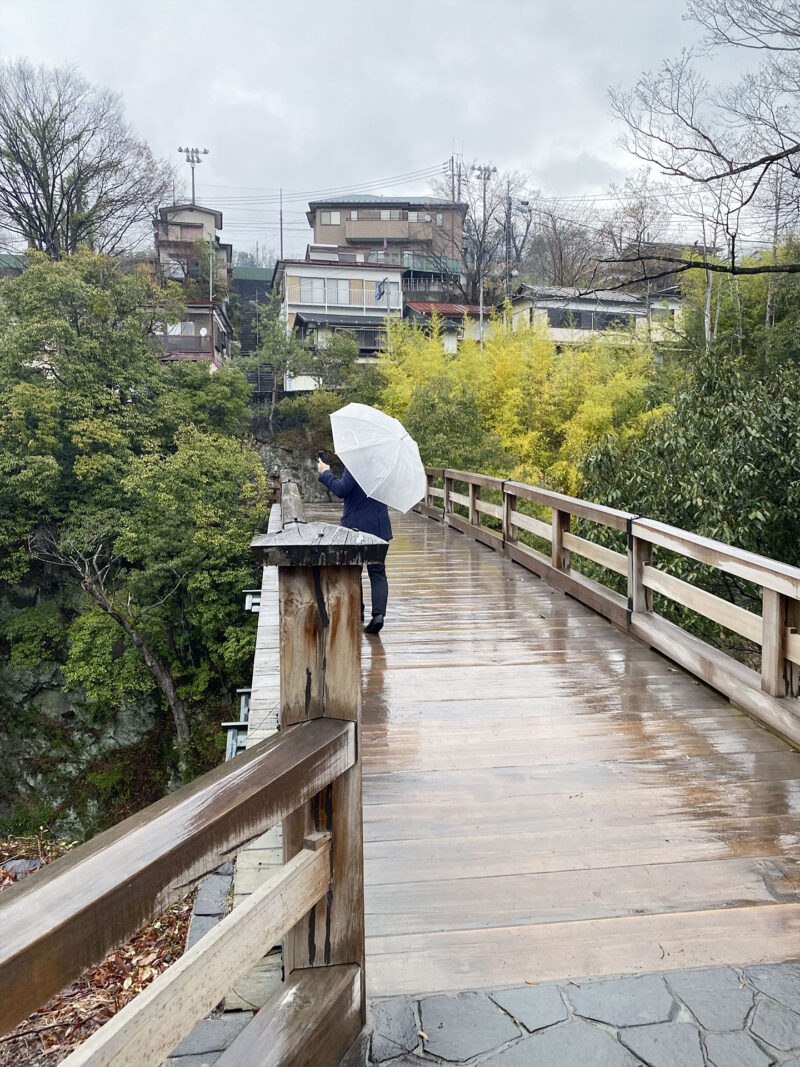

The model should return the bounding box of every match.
[472,163,496,348]
[279,188,284,260]
[177,146,209,205]
[208,231,214,302]
[505,178,512,300]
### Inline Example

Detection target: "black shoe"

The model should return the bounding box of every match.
[364,615,384,634]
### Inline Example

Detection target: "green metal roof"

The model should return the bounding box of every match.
[0,252,26,271]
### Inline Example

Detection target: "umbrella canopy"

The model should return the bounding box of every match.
[329,402,427,514]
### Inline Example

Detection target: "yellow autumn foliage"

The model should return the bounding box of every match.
[379,311,665,495]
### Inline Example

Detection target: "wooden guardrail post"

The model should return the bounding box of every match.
[502,484,518,547]
[627,527,653,617]
[469,480,481,527]
[762,591,800,698]
[552,509,571,570]
[444,471,453,520]
[251,473,388,1029]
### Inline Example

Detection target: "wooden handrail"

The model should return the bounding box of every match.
[1,473,383,1067]
[419,465,800,746]
[0,719,355,1036]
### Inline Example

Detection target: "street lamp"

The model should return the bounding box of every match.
[177,146,209,205]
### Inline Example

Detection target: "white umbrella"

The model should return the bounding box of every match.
[329,402,427,514]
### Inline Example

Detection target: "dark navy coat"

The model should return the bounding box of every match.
[319,468,393,541]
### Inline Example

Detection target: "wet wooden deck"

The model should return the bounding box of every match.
[355,508,800,997]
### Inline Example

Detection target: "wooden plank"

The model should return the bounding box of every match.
[0,720,355,1037]
[428,486,445,499]
[787,597,800,694]
[504,480,633,532]
[216,964,361,1067]
[630,611,800,749]
[365,855,800,935]
[504,541,629,628]
[787,626,800,671]
[366,903,800,996]
[448,490,470,508]
[415,502,444,521]
[642,565,763,645]
[444,469,504,490]
[278,471,307,526]
[562,531,628,576]
[633,517,800,599]
[59,839,331,1067]
[475,498,503,520]
[510,510,552,541]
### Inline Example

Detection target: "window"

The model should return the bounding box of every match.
[349,210,358,220]
[319,211,341,225]
[547,308,588,329]
[300,277,325,303]
[595,311,634,331]
[436,213,443,226]
[408,211,430,223]
[329,278,350,305]
[380,209,402,221]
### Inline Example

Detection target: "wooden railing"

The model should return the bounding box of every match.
[0,472,388,1067]
[419,468,800,747]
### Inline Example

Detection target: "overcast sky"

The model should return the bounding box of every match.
[1,0,747,257]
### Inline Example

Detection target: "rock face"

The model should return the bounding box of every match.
[0,577,161,838]
[254,442,337,504]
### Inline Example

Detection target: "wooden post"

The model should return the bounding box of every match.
[628,533,653,616]
[469,482,481,528]
[425,471,435,509]
[502,488,518,547]
[551,509,571,571]
[762,589,788,697]
[786,597,800,698]
[252,504,388,1026]
[443,473,453,519]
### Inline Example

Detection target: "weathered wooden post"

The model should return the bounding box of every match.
[761,591,800,698]
[627,525,653,619]
[551,509,571,571]
[469,480,481,528]
[502,484,518,548]
[251,472,387,1040]
[443,470,453,521]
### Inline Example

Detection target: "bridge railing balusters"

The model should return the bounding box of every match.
[420,466,800,748]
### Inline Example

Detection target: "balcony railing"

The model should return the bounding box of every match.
[286,285,401,311]
[161,336,213,354]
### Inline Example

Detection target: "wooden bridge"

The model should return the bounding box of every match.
[2,467,800,1065]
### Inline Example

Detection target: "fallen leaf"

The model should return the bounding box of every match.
[418,1030,428,1041]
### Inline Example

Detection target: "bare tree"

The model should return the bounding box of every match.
[0,61,174,258]
[607,1,800,280]
[521,196,608,287]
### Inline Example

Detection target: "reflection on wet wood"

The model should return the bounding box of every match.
[341,509,800,998]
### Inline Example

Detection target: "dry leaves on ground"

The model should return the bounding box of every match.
[0,832,193,1066]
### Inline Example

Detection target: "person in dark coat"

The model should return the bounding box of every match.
[317,459,392,634]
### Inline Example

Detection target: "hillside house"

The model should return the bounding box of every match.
[510,284,682,346]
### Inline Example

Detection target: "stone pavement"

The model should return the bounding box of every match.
[367,962,800,1066]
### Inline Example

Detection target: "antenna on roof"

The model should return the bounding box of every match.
[177,146,209,205]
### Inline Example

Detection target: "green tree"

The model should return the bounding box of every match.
[0,249,266,771]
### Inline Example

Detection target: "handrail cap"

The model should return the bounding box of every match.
[252,521,388,567]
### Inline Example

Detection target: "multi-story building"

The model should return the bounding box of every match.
[152,204,234,369]
[510,284,682,346]
[305,195,466,298]
[272,245,404,389]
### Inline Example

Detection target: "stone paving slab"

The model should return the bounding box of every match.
[367,959,800,1065]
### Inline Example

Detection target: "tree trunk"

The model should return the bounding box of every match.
[82,580,191,755]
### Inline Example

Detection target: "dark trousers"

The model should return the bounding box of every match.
[363,562,388,619]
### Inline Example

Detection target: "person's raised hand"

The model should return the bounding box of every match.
[317,458,330,473]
